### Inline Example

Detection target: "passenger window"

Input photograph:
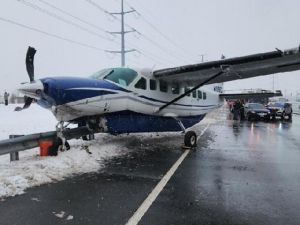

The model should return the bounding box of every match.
[184,87,191,97]
[160,80,168,92]
[203,92,207,100]
[198,90,202,99]
[171,84,180,94]
[150,79,157,90]
[192,90,197,98]
[135,77,147,90]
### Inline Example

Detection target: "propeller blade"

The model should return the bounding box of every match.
[14,96,33,111]
[23,96,33,108]
[26,46,36,82]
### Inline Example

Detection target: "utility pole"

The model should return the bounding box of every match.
[107,0,137,67]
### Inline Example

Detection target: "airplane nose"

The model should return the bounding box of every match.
[18,80,44,99]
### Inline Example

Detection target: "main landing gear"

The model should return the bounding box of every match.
[184,131,197,148]
[175,119,197,148]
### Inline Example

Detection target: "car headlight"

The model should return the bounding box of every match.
[251,111,256,114]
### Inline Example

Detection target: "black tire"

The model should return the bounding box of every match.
[82,135,88,141]
[48,138,62,156]
[184,131,197,148]
[65,141,71,150]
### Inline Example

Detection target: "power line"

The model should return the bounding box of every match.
[18,0,116,43]
[139,33,191,64]
[139,14,198,62]
[124,0,200,62]
[84,0,171,66]
[37,0,111,36]
[120,17,190,64]
[84,0,188,65]
[0,16,105,52]
[13,0,175,68]
[138,51,170,67]
[84,0,118,20]
[0,14,173,67]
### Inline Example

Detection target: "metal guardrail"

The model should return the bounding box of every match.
[0,127,95,157]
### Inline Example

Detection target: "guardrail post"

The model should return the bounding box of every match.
[9,135,24,162]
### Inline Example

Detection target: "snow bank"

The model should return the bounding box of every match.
[0,136,129,198]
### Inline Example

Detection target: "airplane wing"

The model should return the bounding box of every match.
[153,47,300,85]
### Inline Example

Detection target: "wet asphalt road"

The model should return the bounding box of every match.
[0,114,300,225]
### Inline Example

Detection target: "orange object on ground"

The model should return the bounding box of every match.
[39,141,53,156]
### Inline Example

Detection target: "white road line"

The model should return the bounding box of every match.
[125,124,210,225]
[197,123,211,141]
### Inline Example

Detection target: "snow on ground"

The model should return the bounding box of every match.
[0,103,223,199]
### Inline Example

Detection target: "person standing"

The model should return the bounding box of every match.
[4,91,9,106]
[240,100,245,120]
[233,100,243,120]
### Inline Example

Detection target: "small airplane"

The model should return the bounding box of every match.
[16,46,300,148]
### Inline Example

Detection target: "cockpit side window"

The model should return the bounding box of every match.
[135,77,147,90]
[100,68,138,87]
[150,79,157,90]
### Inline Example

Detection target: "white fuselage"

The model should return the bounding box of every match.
[52,68,223,122]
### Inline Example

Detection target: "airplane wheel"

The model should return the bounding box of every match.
[184,131,197,148]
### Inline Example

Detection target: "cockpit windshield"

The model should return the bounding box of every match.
[90,68,113,79]
[90,68,138,87]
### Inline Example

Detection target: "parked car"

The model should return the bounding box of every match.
[244,103,271,121]
[267,102,292,120]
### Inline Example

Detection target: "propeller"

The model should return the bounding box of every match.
[26,46,36,82]
[15,46,38,111]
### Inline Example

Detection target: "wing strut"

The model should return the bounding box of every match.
[156,70,225,113]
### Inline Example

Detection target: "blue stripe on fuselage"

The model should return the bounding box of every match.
[41,77,129,105]
[139,95,217,108]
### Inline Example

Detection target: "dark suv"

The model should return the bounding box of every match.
[267,102,292,120]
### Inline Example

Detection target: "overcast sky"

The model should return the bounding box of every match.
[0,0,300,95]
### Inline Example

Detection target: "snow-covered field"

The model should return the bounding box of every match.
[0,103,223,199]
